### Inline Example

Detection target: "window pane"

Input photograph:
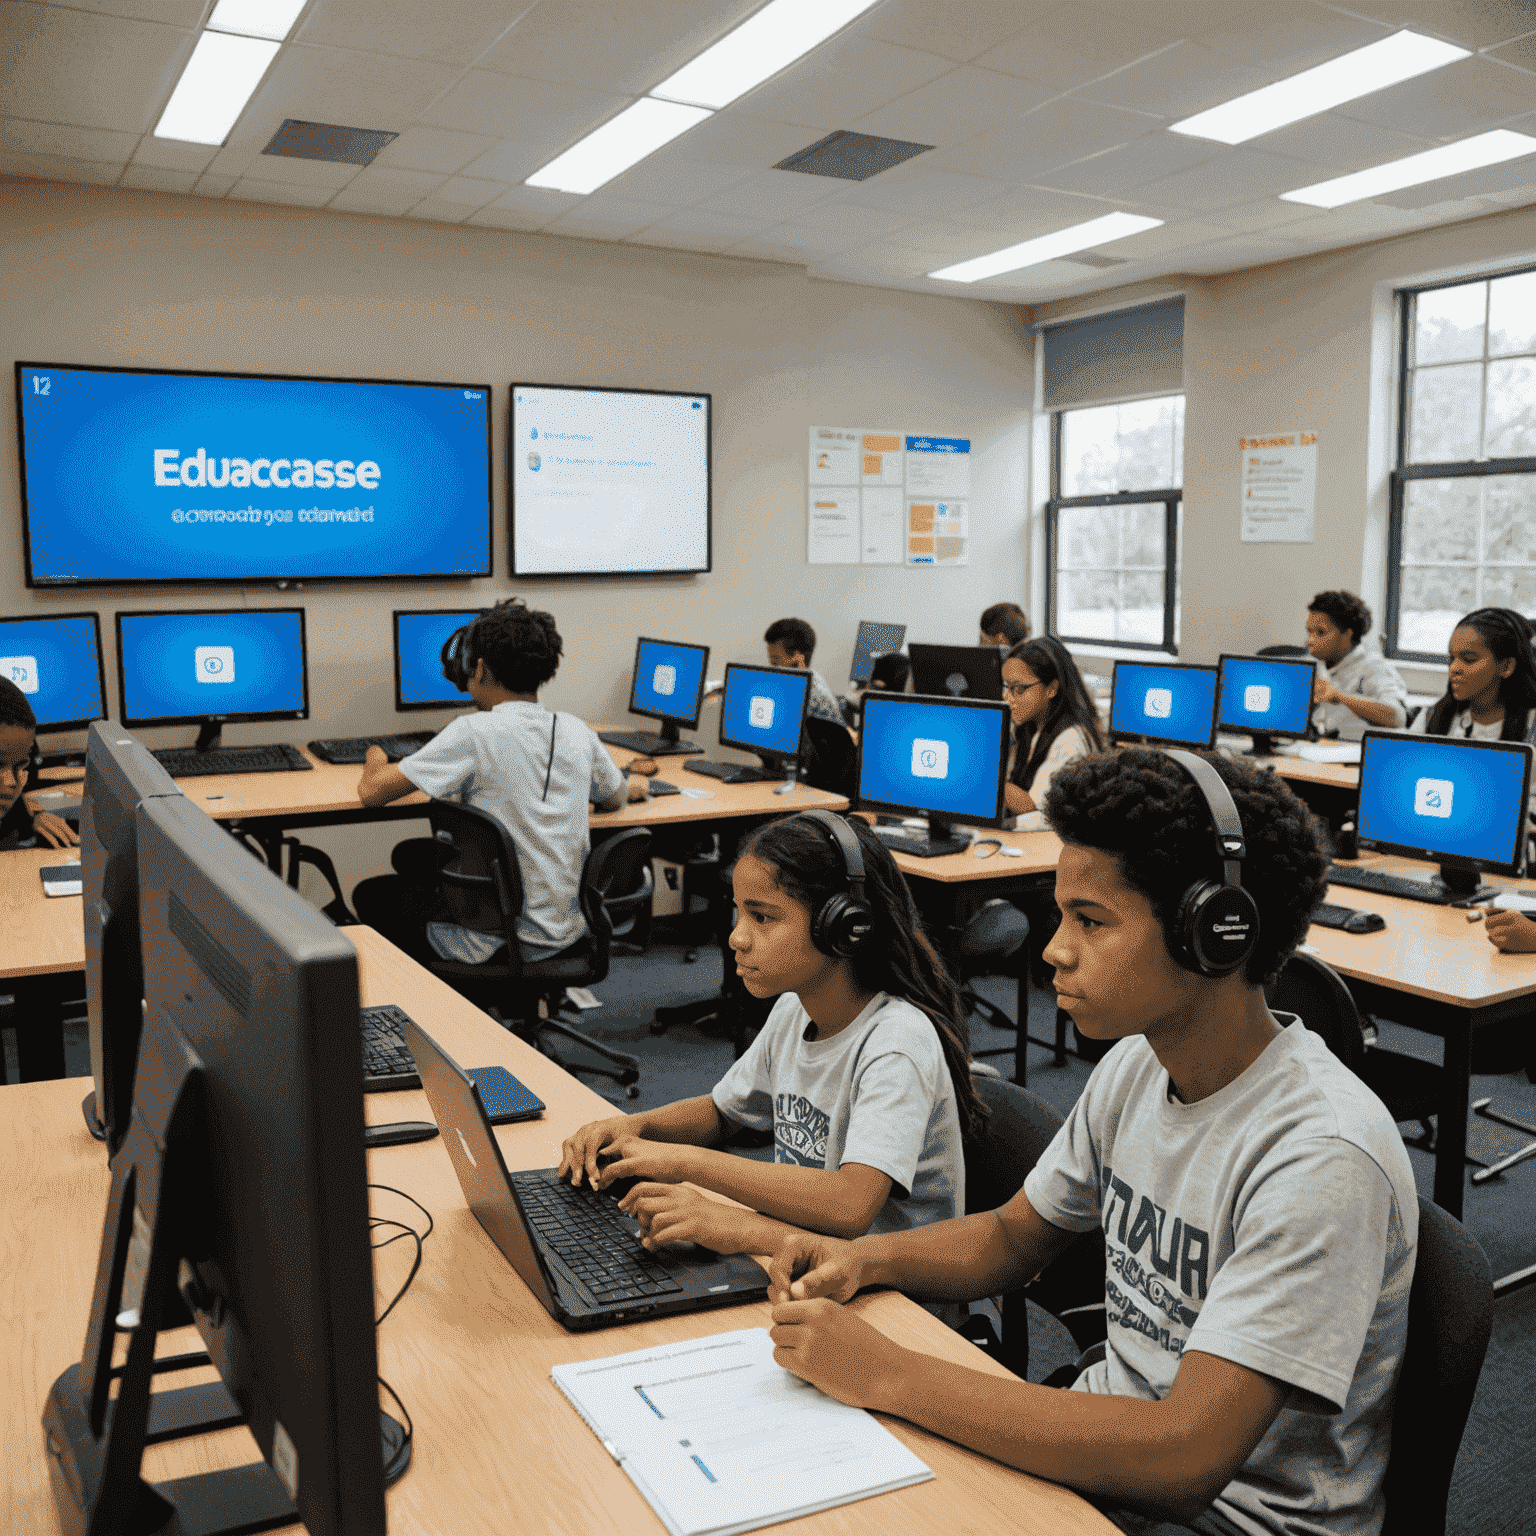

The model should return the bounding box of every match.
[1398,566,1477,655]
[1488,270,1536,357]
[1059,504,1117,568]
[1482,567,1536,616]
[1408,363,1481,463]
[1484,357,1536,458]
[1121,503,1166,567]
[1484,475,1536,563]
[1170,397,1185,488]
[1060,394,1182,495]
[1058,569,1118,640]
[1118,572,1164,644]
[1414,280,1486,365]
[1401,478,1479,564]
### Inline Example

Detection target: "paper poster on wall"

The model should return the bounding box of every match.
[904,436,970,499]
[1239,431,1318,543]
[861,485,904,564]
[809,426,861,487]
[807,488,859,564]
[906,500,968,566]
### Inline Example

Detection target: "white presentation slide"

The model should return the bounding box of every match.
[511,386,710,575]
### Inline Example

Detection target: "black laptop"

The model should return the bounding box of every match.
[401,1017,769,1330]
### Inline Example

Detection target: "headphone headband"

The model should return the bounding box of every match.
[791,810,872,958]
[1164,749,1246,886]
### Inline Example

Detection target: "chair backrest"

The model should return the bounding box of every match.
[1264,950,1366,1073]
[425,800,526,951]
[801,714,858,798]
[1257,643,1310,657]
[1382,1198,1493,1536]
[582,829,653,954]
[869,653,911,691]
[956,898,1029,964]
[965,1073,1065,1216]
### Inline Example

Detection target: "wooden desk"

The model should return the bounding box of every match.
[0,847,84,1081]
[0,926,1111,1536]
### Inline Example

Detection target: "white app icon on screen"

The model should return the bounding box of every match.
[1413,777,1454,818]
[1244,684,1271,713]
[195,646,235,684]
[911,738,949,778]
[1,656,39,694]
[1144,688,1173,719]
[748,696,775,729]
[652,663,676,695]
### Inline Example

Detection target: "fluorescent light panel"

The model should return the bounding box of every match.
[207,0,307,41]
[1171,30,1469,145]
[526,99,712,194]
[652,0,881,110]
[153,31,280,144]
[930,212,1163,283]
[1282,129,1536,208]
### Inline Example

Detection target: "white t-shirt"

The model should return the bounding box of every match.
[398,700,624,962]
[1312,646,1408,741]
[1408,702,1535,743]
[1024,1018,1417,1536]
[1012,723,1095,832]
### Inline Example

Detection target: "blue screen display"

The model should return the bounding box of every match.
[119,610,306,724]
[1358,734,1531,868]
[396,611,481,708]
[859,696,1007,821]
[1218,656,1314,736]
[631,639,708,723]
[0,614,105,730]
[18,365,491,583]
[719,666,810,757]
[1111,664,1218,747]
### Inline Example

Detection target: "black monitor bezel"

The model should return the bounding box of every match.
[114,606,311,730]
[507,381,713,578]
[1216,652,1316,741]
[717,661,812,759]
[0,609,108,733]
[1109,659,1220,750]
[850,620,907,685]
[906,643,1004,702]
[1355,729,1534,879]
[855,691,1011,830]
[391,607,486,713]
[626,635,710,731]
[15,360,493,588]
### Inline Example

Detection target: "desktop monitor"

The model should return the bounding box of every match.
[0,611,106,734]
[43,793,392,1536]
[850,621,907,685]
[79,721,182,1157]
[616,637,710,753]
[116,606,308,750]
[1109,661,1219,750]
[1355,730,1533,897]
[907,643,1003,701]
[718,662,812,762]
[394,608,485,710]
[1217,653,1316,755]
[857,692,1010,854]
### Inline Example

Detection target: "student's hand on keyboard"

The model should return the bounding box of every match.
[592,1135,695,1188]
[557,1115,631,1187]
[766,1233,865,1306]
[30,810,79,849]
[1484,908,1536,952]
[620,1182,750,1253]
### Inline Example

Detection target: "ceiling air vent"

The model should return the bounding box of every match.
[262,119,398,168]
[774,131,933,182]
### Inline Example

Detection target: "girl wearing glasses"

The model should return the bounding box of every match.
[1001,636,1106,828]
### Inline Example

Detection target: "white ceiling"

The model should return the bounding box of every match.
[5,0,1536,304]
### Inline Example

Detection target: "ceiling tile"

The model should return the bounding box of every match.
[119,163,197,193]
[601,150,751,207]
[432,175,507,207]
[419,70,626,145]
[248,152,363,187]
[925,99,1157,182]
[1371,156,1536,208]
[949,183,1123,232]
[0,116,139,163]
[973,4,1178,90]
[1196,197,1329,233]
[1195,2,1392,73]
[1,4,192,134]
[638,207,768,244]
[702,168,839,219]
[1137,146,1342,211]
[675,112,827,170]
[482,183,581,219]
[373,126,501,175]
[1335,55,1536,137]
[464,203,549,230]
[1181,231,1314,272]
[403,197,475,224]
[1281,200,1429,244]
[1488,33,1536,75]
[458,139,555,183]
[0,151,124,184]
[193,172,236,197]
[853,0,1054,63]
[296,0,525,70]
[1089,216,1228,259]
[544,198,675,241]
[785,201,918,239]
[1065,0,1266,38]
[327,165,445,216]
[130,135,216,172]
[1074,42,1272,120]
[227,178,339,208]
[1246,113,1437,172]
[39,0,203,20]
[1341,0,1536,50]
[844,168,1014,218]
[740,37,959,131]
[849,66,1056,150]
[1029,132,1222,195]
[746,222,867,258]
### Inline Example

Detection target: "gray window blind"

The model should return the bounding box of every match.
[1041,297,1184,411]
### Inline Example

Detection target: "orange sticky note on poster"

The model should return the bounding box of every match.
[909,503,936,530]
[863,454,882,475]
[864,434,901,452]
[909,535,936,554]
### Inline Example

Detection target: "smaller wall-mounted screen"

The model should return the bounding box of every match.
[509,384,711,576]
[0,612,107,732]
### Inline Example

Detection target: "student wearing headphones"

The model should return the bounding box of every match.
[765,752,1418,1536]
[558,812,982,1273]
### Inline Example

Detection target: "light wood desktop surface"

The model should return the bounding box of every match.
[0,927,1111,1536]
[0,847,83,979]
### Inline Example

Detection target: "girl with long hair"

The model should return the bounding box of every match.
[1410,607,1536,744]
[1001,636,1106,825]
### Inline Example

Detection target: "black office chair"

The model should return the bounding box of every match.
[1257,643,1310,657]
[800,714,857,799]
[952,900,1031,1081]
[597,833,655,955]
[420,800,648,1097]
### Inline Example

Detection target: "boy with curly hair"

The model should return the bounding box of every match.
[1306,589,1408,740]
[766,749,1417,1536]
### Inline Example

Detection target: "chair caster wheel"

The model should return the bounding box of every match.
[625,1086,640,1099]
[684,948,700,963]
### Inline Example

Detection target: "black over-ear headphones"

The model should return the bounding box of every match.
[440,599,525,692]
[1163,750,1260,978]
[794,809,874,958]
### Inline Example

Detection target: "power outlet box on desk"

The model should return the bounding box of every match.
[652,859,684,918]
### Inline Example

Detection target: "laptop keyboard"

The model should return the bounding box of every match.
[510,1174,685,1302]
[361,1003,421,1091]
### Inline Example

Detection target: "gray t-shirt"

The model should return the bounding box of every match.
[1024,1018,1417,1536]
[398,700,624,962]
[712,991,964,1237]
[1312,645,1408,740]
[806,668,844,724]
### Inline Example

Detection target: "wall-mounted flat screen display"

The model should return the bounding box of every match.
[509,384,710,577]
[16,363,492,586]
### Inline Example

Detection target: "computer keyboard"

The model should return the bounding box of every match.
[152,742,312,777]
[869,824,970,858]
[308,732,435,765]
[1326,864,1467,905]
[1310,902,1385,933]
[361,1003,421,1092]
[510,1173,685,1302]
[598,730,702,757]
[685,760,774,784]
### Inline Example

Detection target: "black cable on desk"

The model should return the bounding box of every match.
[369,1182,434,1489]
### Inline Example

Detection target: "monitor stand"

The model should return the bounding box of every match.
[1244,731,1278,758]
[1437,863,1487,902]
[597,718,702,757]
[193,719,223,753]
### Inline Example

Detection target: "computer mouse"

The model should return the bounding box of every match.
[1342,910,1386,934]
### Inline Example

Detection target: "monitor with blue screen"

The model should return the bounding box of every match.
[1356,730,1533,897]
[850,621,906,685]
[857,693,1009,855]
[598,637,711,756]
[394,609,485,711]
[1110,662,1219,749]
[1217,654,1315,754]
[719,663,811,760]
[0,611,106,734]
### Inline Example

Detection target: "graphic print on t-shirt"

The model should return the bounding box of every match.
[1101,1168,1208,1357]
[774,1091,830,1166]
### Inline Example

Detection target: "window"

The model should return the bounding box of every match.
[1046,395,1184,650]
[1389,268,1536,661]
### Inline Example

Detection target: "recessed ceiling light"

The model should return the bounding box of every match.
[1281,129,1536,208]
[929,212,1163,283]
[207,0,307,42]
[153,31,280,145]
[526,99,712,195]
[651,0,881,111]
[1170,30,1469,146]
